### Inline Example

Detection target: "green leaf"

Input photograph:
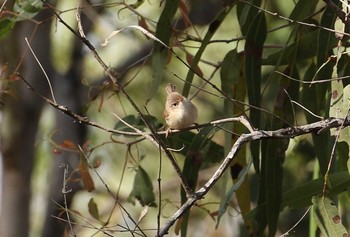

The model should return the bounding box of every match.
[217,50,252,231]
[237,0,261,36]
[0,19,15,38]
[88,198,100,221]
[289,0,318,21]
[13,0,43,20]
[182,1,236,97]
[244,10,266,122]
[177,126,218,236]
[216,159,252,228]
[247,172,350,219]
[283,172,350,209]
[262,30,336,65]
[244,10,266,178]
[312,196,348,237]
[220,49,240,84]
[128,166,156,207]
[330,81,350,143]
[149,0,179,102]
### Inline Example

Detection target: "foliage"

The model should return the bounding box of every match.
[2,0,350,237]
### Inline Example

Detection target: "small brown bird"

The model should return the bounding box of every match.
[163,83,198,135]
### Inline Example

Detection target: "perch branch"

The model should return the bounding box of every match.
[158,116,350,236]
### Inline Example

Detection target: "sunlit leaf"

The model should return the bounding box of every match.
[13,0,43,20]
[312,196,348,237]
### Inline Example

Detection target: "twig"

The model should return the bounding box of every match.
[18,72,139,136]
[51,200,114,237]
[280,206,312,237]
[60,163,76,237]
[24,37,57,103]
[0,0,8,12]
[77,145,146,237]
[275,70,350,85]
[112,113,193,196]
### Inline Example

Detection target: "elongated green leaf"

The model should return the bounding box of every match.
[262,29,337,66]
[237,0,261,36]
[313,2,339,175]
[285,172,350,208]
[150,0,179,102]
[247,171,350,219]
[243,10,267,235]
[179,126,217,236]
[217,50,252,233]
[182,2,236,97]
[244,11,266,117]
[316,0,339,117]
[289,0,318,21]
[312,196,348,237]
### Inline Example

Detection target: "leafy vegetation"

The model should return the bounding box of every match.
[1,0,350,237]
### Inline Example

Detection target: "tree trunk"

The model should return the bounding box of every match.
[0,7,54,237]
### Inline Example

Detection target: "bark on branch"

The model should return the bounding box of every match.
[158,116,350,236]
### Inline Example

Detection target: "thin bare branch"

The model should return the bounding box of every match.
[60,164,76,237]
[24,37,57,103]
